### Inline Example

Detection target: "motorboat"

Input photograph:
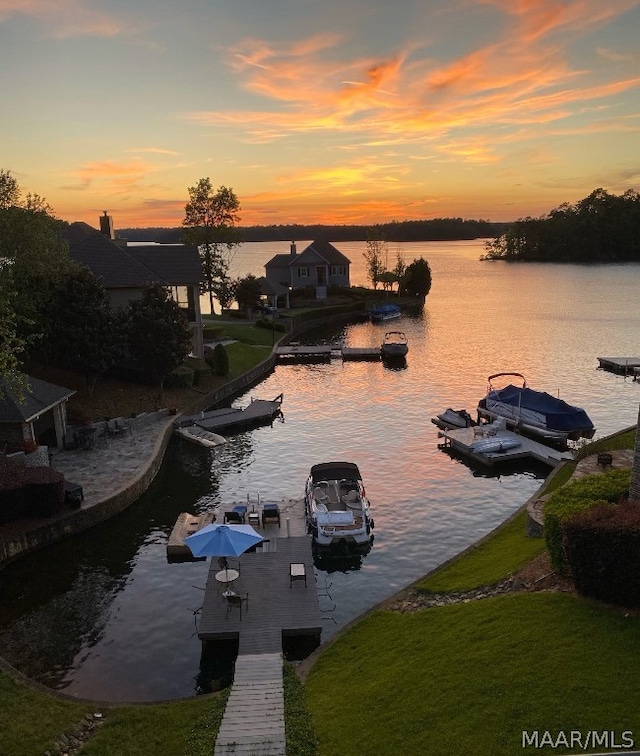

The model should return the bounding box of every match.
[477,373,595,445]
[381,331,408,359]
[369,303,401,323]
[305,461,374,548]
[431,408,475,430]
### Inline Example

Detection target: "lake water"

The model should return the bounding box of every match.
[1,240,639,702]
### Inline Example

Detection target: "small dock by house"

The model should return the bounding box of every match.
[167,511,216,562]
[597,356,640,376]
[175,394,283,435]
[438,426,573,468]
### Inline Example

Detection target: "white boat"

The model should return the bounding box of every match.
[305,461,374,548]
[174,426,227,448]
[381,331,408,359]
[431,408,475,430]
[477,373,595,446]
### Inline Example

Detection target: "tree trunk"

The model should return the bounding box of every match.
[630,403,640,501]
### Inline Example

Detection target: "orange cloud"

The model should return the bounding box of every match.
[64,159,153,193]
[0,0,130,37]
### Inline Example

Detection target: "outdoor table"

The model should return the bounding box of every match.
[214,568,239,589]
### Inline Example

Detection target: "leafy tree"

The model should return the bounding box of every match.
[125,284,192,402]
[0,170,71,393]
[363,228,387,289]
[401,257,432,298]
[46,268,123,396]
[0,286,27,399]
[235,274,262,313]
[378,271,398,292]
[393,251,406,281]
[182,178,242,315]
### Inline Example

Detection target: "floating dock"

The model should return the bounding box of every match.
[167,511,216,562]
[175,394,283,434]
[597,357,640,375]
[276,344,381,362]
[438,426,573,468]
[197,536,322,653]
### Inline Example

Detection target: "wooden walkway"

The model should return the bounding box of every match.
[214,653,286,756]
[276,344,381,362]
[176,395,283,434]
[202,536,320,756]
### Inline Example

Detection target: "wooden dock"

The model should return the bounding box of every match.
[438,426,573,468]
[166,511,216,562]
[197,536,322,652]
[597,356,640,375]
[276,344,381,362]
[176,395,283,434]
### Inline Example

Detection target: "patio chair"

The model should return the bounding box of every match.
[261,503,281,527]
[224,510,244,524]
[225,591,249,620]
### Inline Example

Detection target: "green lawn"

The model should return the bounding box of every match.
[305,593,640,755]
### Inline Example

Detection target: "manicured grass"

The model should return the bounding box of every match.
[79,694,227,756]
[414,510,546,593]
[305,592,640,756]
[0,669,89,756]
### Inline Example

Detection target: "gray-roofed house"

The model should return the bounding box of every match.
[0,376,75,451]
[264,241,350,301]
[67,213,205,358]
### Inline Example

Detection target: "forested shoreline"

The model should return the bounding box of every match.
[482,188,640,263]
[120,217,505,244]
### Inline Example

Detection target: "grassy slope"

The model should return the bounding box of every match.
[305,593,640,756]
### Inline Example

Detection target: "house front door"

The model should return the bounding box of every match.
[316,266,327,286]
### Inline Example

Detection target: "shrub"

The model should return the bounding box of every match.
[24,466,65,518]
[202,325,224,340]
[563,500,640,607]
[165,365,195,389]
[207,343,229,376]
[255,318,286,332]
[544,468,631,573]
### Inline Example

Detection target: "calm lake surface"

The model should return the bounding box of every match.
[1,240,639,702]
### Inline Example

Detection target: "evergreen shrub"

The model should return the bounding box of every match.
[563,500,640,607]
[165,365,195,389]
[256,318,286,332]
[544,468,631,573]
[206,343,229,376]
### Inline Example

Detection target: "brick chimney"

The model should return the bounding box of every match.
[290,241,297,256]
[99,210,115,239]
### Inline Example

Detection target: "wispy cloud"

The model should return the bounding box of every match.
[63,159,153,193]
[0,0,131,38]
[184,0,640,163]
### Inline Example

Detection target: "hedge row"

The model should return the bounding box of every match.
[544,468,631,573]
[563,501,640,607]
[0,460,65,523]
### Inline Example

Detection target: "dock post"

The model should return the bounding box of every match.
[286,517,290,537]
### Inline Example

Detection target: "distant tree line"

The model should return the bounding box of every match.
[483,189,640,262]
[119,217,503,244]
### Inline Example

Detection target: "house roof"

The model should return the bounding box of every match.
[67,223,203,289]
[256,276,289,296]
[0,377,75,424]
[265,240,350,269]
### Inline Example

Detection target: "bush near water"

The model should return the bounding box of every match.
[544,468,631,573]
[563,500,640,607]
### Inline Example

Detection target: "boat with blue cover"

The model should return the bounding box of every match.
[369,303,401,323]
[477,373,595,446]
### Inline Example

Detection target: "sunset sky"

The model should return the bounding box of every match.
[2,0,640,228]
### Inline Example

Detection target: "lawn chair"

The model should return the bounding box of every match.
[261,503,281,527]
[225,591,249,620]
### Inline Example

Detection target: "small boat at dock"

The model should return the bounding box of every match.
[477,373,594,447]
[369,303,401,323]
[174,426,227,448]
[305,462,374,548]
[381,331,408,359]
[431,408,475,430]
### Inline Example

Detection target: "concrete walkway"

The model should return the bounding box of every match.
[215,653,286,756]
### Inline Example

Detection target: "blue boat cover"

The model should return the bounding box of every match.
[486,384,594,432]
[370,304,400,314]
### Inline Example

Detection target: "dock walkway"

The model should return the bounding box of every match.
[276,344,381,362]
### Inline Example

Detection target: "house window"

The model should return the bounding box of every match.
[331,265,346,276]
[298,267,309,278]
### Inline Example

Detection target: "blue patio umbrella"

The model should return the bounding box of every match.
[184,523,264,558]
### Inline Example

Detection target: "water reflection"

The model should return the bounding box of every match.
[2,242,640,701]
